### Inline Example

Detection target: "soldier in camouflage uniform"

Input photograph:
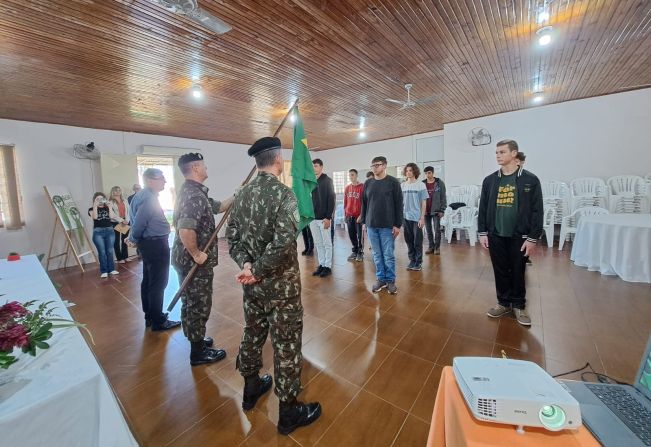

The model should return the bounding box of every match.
[226,136,321,435]
[172,152,234,366]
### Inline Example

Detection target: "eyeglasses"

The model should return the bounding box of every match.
[370,163,385,168]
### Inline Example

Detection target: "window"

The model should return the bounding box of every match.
[333,171,346,194]
[0,144,24,229]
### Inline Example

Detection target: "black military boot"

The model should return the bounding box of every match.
[190,341,226,366]
[242,373,273,411]
[277,399,322,435]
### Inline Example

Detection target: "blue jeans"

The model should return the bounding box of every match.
[92,227,115,273]
[366,227,396,283]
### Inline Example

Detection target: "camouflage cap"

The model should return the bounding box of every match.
[178,152,203,168]
[248,137,281,157]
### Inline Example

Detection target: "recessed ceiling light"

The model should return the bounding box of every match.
[533,95,544,103]
[359,117,366,130]
[191,84,203,99]
[290,113,296,123]
[536,26,553,46]
[359,131,366,138]
[537,11,550,24]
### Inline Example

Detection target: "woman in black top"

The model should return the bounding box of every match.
[88,192,119,278]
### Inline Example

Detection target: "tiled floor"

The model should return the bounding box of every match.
[49,229,651,446]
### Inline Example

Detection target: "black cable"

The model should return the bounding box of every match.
[551,362,628,385]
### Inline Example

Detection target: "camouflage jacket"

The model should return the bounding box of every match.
[172,179,221,270]
[226,171,300,282]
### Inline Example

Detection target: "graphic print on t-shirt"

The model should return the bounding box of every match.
[497,184,516,207]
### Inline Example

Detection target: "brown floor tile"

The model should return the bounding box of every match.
[436,332,494,366]
[492,344,546,368]
[333,305,381,334]
[386,296,432,320]
[327,336,393,386]
[410,365,444,423]
[239,418,301,447]
[418,299,464,330]
[364,350,433,411]
[392,414,431,447]
[315,390,407,447]
[396,321,451,362]
[302,325,358,370]
[495,318,545,355]
[361,311,415,347]
[289,370,361,446]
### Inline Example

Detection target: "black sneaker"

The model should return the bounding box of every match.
[312,265,324,276]
[412,263,422,271]
[301,249,308,255]
[371,281,387,293]
[151,319,181,331]
[278,401,322,435]
[347,253,357,261]
[319,267,332,277]
[406,261,414,271]
[242,374,273,411]
[386,282,398,294]
[355,253,364,262]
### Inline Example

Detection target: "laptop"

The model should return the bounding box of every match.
[562,335,651,446]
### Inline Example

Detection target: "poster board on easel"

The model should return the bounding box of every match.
[43,186,97,272]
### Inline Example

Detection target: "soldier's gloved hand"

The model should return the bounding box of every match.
[192,251,208,265]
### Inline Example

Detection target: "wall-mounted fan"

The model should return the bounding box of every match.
[468,127,492,146]
[146,0,232,35]
[385,84,437,110]
[73,142,100,160]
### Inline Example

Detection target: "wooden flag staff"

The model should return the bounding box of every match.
[167,99,299,312]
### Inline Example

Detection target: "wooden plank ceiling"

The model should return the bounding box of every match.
[0,0,649,150]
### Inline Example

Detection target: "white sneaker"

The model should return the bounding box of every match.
[110,270,119,275]
[100,273,108,278]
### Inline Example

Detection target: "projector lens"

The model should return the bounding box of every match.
[539,405,566,430]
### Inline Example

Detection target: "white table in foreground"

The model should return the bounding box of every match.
[570,214,651,283]
[0,255,138,447]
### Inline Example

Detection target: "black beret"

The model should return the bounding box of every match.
[178,152,203,168]
[248,137,281,157]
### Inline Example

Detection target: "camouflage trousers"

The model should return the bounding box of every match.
[237,281,303,403]
[175,266,213,343]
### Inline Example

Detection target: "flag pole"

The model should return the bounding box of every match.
[167,99,299,312]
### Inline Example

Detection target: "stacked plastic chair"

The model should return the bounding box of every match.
[541,181,569,224]
[542,206,556,248]
[444,206,478,246]
[607,175,649,214]
[558,206,609,251]
[569,177,608,212]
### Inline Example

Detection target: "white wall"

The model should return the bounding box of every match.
[0,119,252,267]
[443,88,651,186]
[317,130,444,174]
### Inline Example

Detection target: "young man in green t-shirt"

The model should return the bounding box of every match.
[478,140,543,326]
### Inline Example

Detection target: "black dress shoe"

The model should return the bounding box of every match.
[277,401,322,435]
[190,347,227,366]
[203,337,214,348]
[319,267,332,277]
[305,250,313,256]
[301,249,308,255]
[242,374,273,411]
[146,312,169,328]
[312,265,324,276]
[151,319,181,331]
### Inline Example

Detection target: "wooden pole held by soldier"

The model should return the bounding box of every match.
[167,99,299,312]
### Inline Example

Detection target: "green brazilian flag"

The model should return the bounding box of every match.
[291,107,317,233]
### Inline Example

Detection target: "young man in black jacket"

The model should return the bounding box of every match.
[478,140,543,326]
[309,159,336,277]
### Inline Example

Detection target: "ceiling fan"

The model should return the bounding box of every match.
[385,83,437,110]
[147,0,232,35]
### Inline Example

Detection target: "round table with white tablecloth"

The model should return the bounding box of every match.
[570,214,651,283]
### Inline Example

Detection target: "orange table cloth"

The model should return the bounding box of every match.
[427,366,601,447]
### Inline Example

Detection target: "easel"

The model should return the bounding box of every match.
[43,186,97,272]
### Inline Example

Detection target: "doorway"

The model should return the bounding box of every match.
[136,156,176,225]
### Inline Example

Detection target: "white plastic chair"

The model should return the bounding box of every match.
[541,181,569,224]
[542,206,556,248]
[607,175,648,213]
[569,177,608,212]
[445,206,478,246]
[558,206,609,251]
[448,185,479,206]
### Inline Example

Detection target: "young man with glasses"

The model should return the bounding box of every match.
[358,157,403,294]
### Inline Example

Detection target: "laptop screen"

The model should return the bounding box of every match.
[635,335,651,400]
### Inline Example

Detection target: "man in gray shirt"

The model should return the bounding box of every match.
[129,168,181,331]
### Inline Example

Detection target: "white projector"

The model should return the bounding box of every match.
[453,357,582,432]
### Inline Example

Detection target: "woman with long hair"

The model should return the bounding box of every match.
[109,186,131,263]
[88,192,119,278]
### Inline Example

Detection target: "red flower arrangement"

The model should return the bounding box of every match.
[0,300,93,369]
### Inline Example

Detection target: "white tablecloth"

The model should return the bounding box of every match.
[0,255,138,447]
[570,214,651,283]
